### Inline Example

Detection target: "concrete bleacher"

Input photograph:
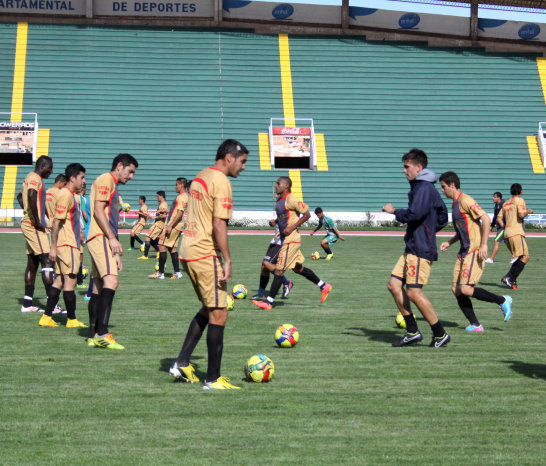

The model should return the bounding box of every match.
[0,24,544,221]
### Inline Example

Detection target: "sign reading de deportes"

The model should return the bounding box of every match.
[99,0,213,15]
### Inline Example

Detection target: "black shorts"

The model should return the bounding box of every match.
[264,243,281,265]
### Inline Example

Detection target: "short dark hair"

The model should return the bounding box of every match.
[65,163,86,181]
[111,153,138,171]
[54,174,67,184]
[314,207,323,215]
[510,183,522,196]
[493,192,502,199]
[402,148,428,168]
[216,139,248,161]
[36,156,52,170]
[176,177,188,188]
[139,195,146,202]
[157,190,166,199]
[439,171,460,189]
[278,176,292,191]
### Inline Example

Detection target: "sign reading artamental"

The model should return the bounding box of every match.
[0,0,214,16]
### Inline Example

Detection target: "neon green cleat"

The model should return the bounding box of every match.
[39,315,58,327]
[137,256,149,260]
[325,253,334,260]
[93,333,125,350]
[169,362,199,383]
[203,376,240,390]
[86,337,95,347]
[66,318,88,328]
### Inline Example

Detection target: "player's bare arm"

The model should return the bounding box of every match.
[28,189,45,232]
[213,216,231,285]
[165,210,183,236]
[284,210,310,236]
[48,218,62,262]
[94,199,122,255]
[440,233,460,252]
[478,213,490,260]
[333,226,346,241]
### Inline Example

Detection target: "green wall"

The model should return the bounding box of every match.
[0,24,544,214]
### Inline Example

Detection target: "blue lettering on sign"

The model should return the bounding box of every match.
[348,6,377,21]
[133,2,196,13]
[518,23,540,40]
[272,3,293,20]
[399,13,420,29]
[477,18,507,32]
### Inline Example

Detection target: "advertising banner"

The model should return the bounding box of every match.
[0,117,37,166]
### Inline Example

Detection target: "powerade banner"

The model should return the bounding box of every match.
[94,0,213,17]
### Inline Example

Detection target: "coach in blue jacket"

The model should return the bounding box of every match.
[383,148,451,348]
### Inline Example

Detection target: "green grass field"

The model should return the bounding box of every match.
[1,232,545,464]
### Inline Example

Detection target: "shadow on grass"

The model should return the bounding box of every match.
[480,282,511,291]
[344,327,399,344]
[159,356,205,378]
[501,360,546,380]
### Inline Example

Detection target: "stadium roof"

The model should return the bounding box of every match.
[438,0,546,10]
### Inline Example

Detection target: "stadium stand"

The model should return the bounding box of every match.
[0,23,544,219]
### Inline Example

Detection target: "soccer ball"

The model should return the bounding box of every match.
[226,294,234,311]
[232,284,247,299]
[244,354,275,383]
[275,324,299,348]
[121,203,131,212]
[396,312,406,329]
[81,266,89,279]
[155,262,159,271]
[311,251,320,260]
[140,244,145,252]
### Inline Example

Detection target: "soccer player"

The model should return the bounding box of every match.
[150,178,188,280]
[252,177,332,311]
[252,223,294,300]
[309,207,345,260]
[497,183,533,289]
[486,192,505,264]
[17,156,55,313]
[169,139,247,390]
[45,174,67,227]
[39,163,88,328]
[382,148,451,348]
[128,195,148,250]
[86,153,138,349]
[138,191,168,260]
[439,172,512,332]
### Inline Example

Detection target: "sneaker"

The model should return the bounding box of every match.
[465,324,484,332]
[501,276,514,288]
[392,331,423,347]
[511,282,518,290]
[148,272,164,280]
[203,376,240,390]
[252,299,272,310]
[429,333,451,348]
[86,337,95,347]
[66,318,88,328]
[127,247,134,251]
[39,314,58,327]
[137,256,149,260]
[320,283,332,303]
[169,362,199,383]
[21,305,44,313]
[93,333,125,350]
[510,257,517,264]
[281,281,294,299]
[53,305,67,315]
[84,295,91,302]
[485,258,494,264]
[76,283,87,289]
[500,295,512,322]
[325,253,334,261]
[251,294,265,300]
[171,272,183,280]
[156,252,160,259]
